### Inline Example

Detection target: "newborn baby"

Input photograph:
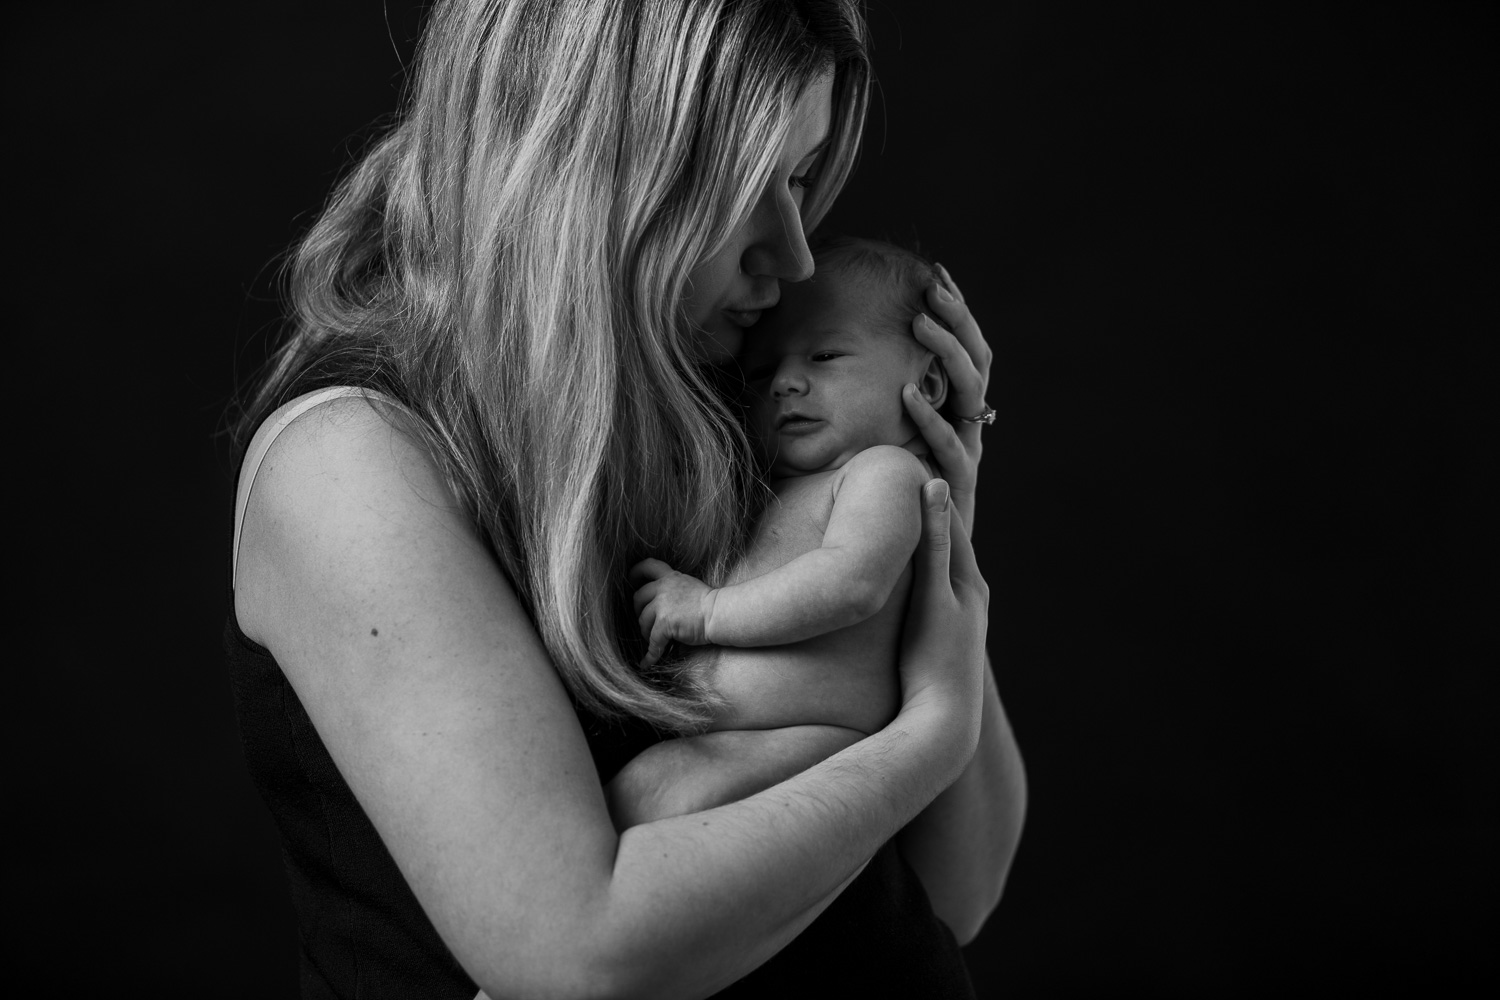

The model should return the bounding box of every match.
[608,237,954,828]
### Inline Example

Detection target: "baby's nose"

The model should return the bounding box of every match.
[771,369,808,398]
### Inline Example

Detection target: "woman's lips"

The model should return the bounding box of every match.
[722,308,763,328]
[724,293,778,328]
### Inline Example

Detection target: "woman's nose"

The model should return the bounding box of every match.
[740,185,815,283]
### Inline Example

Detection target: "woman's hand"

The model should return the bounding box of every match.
[904,264,992,531]
[895,479,990,767]
[894,480,1021,947]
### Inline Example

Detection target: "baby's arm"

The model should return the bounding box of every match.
[631,445,927,664]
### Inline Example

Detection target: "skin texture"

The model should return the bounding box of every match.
[902,264,992,533]
[632,446,929,659]
[892,267,1023,941]
[745,273,948,477]
[630,272,949,666]
[680,73,833,364]
[236,409,989,996]
[615,265,1025,943]
[618,263,1023,943]
[234,72,1019,998]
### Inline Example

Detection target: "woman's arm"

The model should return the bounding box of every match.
[235,399,985,1000]
[896,656,1026,944]
[898,268,1028,941]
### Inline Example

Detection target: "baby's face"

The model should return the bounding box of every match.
[740,273,927,478]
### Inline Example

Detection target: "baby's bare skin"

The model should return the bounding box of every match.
[608,257,949,830]
[692,466,913,735]
[607,448,930,830]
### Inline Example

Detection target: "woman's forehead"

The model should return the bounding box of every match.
[780,72,835,167]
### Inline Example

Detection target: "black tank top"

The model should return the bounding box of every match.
[224,615,974,998]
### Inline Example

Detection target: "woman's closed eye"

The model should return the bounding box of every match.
[789,170,818,191]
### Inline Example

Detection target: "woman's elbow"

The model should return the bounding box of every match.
[469,952,631,1000]
[465,920,705,1000]
[948,880,1007,947]
[459,910,644,1000]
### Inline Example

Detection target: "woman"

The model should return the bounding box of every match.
[228,1,1024,996]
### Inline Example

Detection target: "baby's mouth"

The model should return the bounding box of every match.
[776,413,823,434]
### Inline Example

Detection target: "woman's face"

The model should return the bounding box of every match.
[683,71,835,365]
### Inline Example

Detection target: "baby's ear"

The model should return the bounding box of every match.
[917,346,948,410]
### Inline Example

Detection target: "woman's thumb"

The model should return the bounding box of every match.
[910,478,953,613]
[921,478,952,556]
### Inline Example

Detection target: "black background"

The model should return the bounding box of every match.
[12,1,1493,995]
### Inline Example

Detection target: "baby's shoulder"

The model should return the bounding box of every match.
[838,445,932,485]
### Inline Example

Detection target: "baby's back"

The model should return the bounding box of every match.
[689,469,910,735]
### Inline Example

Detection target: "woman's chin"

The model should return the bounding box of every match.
[689,322,743,366]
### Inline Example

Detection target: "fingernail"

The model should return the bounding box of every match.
[932,282,954,302]
[930,479,950,511]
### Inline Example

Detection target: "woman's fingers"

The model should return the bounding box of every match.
[921,264,992,437]
[913,313,989,437]
[904,384,979,529]
[926,268,991,377]
[898,476,989,732]
[904,384,972,479]
[911,479,954,600]
[914,313,984,394]
[935,262,964,303]
[943,493,986,605]
[900,479,957,710]
[913,478,984,612]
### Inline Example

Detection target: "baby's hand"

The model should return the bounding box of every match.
[629,558,716,667]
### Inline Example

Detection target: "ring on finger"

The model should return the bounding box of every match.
[959,405,996,426]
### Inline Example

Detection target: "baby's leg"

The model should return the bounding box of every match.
[604,725,866,831]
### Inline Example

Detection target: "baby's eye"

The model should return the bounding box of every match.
[811,351,842,362]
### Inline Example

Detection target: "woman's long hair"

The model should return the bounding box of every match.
[234,0,870,733]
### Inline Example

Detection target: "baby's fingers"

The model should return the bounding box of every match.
[636,599,658,642]
[629,557,675,587]
[632,580,660,617]
[643,621,672,669]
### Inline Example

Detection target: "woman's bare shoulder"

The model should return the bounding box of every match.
[234,393,478,646]
[231,394,625,986]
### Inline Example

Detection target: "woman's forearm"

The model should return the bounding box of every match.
[585,699,976,999]
[896,658,1026,945]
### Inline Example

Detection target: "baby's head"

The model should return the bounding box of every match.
[739,236,950,478]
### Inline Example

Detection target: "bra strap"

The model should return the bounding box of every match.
[232,387,392,588]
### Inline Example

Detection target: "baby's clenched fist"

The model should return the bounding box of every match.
[629,558,718,667]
